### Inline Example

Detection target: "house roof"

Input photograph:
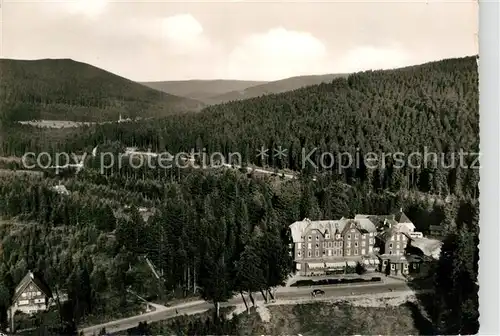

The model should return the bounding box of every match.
[289,218,345,242]
[394,210,412,225]
[12,271,53,302]
[410,237,443,260]
[289,217,377,243]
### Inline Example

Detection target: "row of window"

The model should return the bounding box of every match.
[306,232,375,241]
[298,246,373,258]
[21,291,42,298]
[300,238,375,250]
[18,298,44,306]
[388,243,401,249]
[381,261,418,270]
[390,234,407,242]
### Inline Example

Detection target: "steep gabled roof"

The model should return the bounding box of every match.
[289,218,348,242]
[394,211,412,224]
[289,217,378,242]
[12,271,53,302]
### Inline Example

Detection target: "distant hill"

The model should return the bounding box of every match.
[207,74,348,104]
[141,80,266,104]
[0,58,204,122]
[141,74,347,105]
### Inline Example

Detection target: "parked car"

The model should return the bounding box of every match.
[311,289,325,297]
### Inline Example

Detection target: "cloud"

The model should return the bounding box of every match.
[64,0,109,18]
[226,27,328,80]
[335,46,413,73]
[160,14,212,55]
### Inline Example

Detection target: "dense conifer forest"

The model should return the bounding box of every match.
[0,56,479,335]
[0,59,203,123]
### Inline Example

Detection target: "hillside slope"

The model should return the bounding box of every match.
[0,58,204,122]
[208,73,347,103]
[141,79,266,104]
[41,56,479,197]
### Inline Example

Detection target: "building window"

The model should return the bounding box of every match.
[404,264,409,269]
[354,242,358,247]
[351,229,355,232]
[22,293,27,298]
[391,236,395,241]
[36,291,41,296]
[316,235,319,240]
[298,243,302,249]
[346,249,351,256]
[323,250,326,255]
[298,251,301,257]
[328,242,332,248]
[339,241,343,247]
[396,251,400,256]
[396,244,400,249]
[413,264,418,269]
[315,250,319,257]
[315,243,319,248]
[325,231,330,239]
[389,243,393,248]
[389,251,392,255]
[354,249,358,255]
[308,243,312,249]
[355,234,359,240]
[383,260,388,266]
[391,264,395,270]
[308,236,312,241]
[347,234,351,239]
[323,242,327,248]
[336,234,341,239]
[369,238,374,244]
[308,251,311,257]
[402,236,406,241]
[369,232,373,237]
[369,246,373,253]
[361,248,366,255]
[362,241,366,247]
[347,241,351,248]
[328,249,332,256]
[362,234,367,239]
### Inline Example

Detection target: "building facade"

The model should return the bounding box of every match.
[10,271,52,316]
[289,210,422,276]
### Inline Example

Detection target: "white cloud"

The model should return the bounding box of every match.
[64,0,109,19]
[160,14,211,55]
[335,46,413,73]
[226,27,328,80]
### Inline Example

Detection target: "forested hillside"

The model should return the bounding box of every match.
[3,56,479,199]
[208,73,347,104]
[0,56,479,335]
[0,59,204,123]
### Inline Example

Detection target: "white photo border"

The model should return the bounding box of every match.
[479,1,499,335]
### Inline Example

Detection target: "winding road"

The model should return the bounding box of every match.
[80,279,414,336]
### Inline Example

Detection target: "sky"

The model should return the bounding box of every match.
[0,0,478,82]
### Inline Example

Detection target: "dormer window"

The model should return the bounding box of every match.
[336,234,341,239]
[325,230,330,239]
